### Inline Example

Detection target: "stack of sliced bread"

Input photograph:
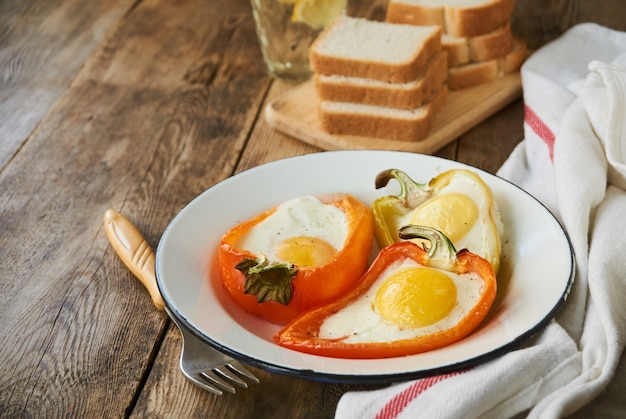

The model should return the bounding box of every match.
[386,0,526,89]
[309,15,448,142]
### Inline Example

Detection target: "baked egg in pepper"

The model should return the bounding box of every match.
[371,168,503,273]
[219,193,374,325]
[274,226,497,358]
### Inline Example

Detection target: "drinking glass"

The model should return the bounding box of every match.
[250,0,347,80]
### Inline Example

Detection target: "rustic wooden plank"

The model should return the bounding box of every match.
[0,0,270,416]
[0,0,137,169]
[237,80,321,171]
[512,0,626,50]
[455,99,525,174]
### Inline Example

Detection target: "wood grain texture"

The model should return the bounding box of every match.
[0,0,137,169]
[512,0,626,50]
[454,99,525,174]
[0,0,270,416]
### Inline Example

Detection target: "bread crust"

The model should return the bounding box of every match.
[318,86,448,142]
[387,0,515,38]
[310,17,442,83]
[385,1,444,27]
[314,53,447,109]
[448,60,499,90]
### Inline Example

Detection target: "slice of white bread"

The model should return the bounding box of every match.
[318,85,448,142]
[386,0,515,38]
[314,52,447,109]
[448,60,498,90]
[447,37,526,89]
[309,15,442,83]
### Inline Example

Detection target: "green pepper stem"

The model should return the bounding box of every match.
[398,225,458,270]
[375,169,430,208]
[236,256,298,305]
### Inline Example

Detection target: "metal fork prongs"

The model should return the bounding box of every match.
[165,307,260,395]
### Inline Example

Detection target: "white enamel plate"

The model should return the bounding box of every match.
[156,150,574,384]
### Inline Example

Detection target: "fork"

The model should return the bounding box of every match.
[103,209,259,395]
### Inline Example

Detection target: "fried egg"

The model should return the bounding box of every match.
[397,170,502,273]
[318,257,485,342]
[236,195,349,267]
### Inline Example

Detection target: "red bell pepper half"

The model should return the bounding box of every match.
[274,225,497,358]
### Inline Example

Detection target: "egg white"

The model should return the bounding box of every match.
[318,258,485,343]
[235,195,349,263]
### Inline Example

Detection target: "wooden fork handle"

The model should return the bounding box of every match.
[103,209,165,311]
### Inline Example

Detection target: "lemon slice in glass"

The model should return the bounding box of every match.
[287,0,347,30]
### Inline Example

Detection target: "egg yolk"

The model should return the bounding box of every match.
[409,193,478,242]
[274,236,337,267]
[374,267,457,329]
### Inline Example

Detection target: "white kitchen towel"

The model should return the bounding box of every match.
[336,23,626,419]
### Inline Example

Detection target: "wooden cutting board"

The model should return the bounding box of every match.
[265,73,522,154]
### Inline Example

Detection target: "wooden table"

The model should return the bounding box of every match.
[2,0,624,417]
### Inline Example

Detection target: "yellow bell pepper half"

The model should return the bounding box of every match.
[372,168,503,274]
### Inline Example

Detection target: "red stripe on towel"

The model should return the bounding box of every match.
[524,104,555,161]
[374,370,469,419]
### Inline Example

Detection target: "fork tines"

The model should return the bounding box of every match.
[165,307,261,396]
[200,362,260,395]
